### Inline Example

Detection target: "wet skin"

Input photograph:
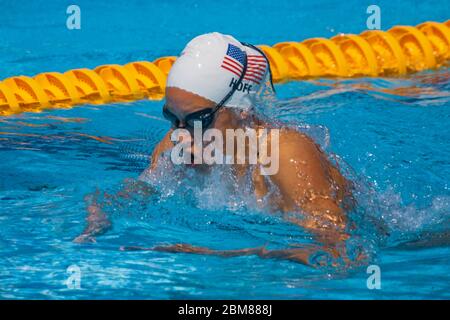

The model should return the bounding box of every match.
[76,87,358,267]
[141,87,357,266]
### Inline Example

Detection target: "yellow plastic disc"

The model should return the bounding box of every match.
[331,34,378,76]
[34,72,81,106]
[273,41,319,78]
[3,76,50,112]
[64,68,111,104]
[125,61,167,100]
[445,20,450,29]
[153,56,177,76]
[389,25,436,71]
[95,64,143,101]
[302,38,349,77]
[360,30,407,75]
[257,45,290,83]
[0,81,20,115]
[417,21,450,65]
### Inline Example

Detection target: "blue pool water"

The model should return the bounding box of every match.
[0,0,449,299]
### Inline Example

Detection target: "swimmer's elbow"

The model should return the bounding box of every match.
[149,130,174,170]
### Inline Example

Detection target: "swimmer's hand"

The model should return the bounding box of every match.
[73,180,155,244]
[73,192,112,244]
[73,233,97,244]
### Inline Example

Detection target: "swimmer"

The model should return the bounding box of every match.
[75,33,357,267]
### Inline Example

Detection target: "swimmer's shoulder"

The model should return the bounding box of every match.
[273,127,329,168]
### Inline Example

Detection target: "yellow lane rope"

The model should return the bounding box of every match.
[1,20,449,116]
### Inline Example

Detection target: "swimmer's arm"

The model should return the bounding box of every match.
[125,243,338,268]
[73,180,155,243]
[74,131,174,244]
[73,190,111,243]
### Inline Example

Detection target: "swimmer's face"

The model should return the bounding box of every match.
[164,87,219,169]
[164,87,216,129]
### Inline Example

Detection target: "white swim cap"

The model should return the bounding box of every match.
[167,32,269,108]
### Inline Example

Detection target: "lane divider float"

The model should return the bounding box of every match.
[1,20,449,116]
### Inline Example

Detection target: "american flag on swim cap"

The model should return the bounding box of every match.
[221,44,267,85]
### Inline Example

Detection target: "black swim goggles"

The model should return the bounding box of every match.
[163,42,275,130]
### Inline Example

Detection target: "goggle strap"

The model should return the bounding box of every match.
[212,46,249,114]
[240,42,276,93]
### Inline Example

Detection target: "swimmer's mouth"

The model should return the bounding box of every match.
[185,162,211,172]
[187,154,200,167]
